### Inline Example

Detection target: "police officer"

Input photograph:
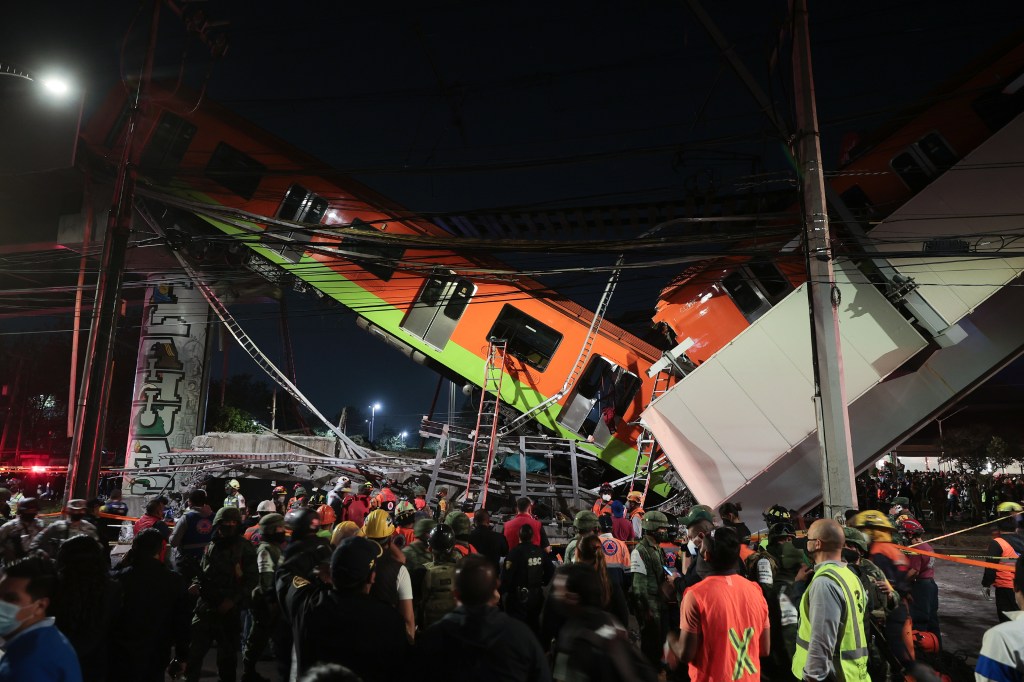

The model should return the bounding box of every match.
[242,513,288,682]
[185,506,258,682]
[0,497,43,564]
[564,511,599,564]
[501,524,550,635]
[629,510,671,665]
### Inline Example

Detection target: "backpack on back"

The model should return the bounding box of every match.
[419,559,458,628]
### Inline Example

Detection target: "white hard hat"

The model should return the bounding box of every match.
[256,500,276,513]
[228,479,241,490]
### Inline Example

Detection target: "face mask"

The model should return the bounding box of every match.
[602,494,611,502]
[842,548,860,564]
[686,540,697,555]
[0,600,31,637]
[68,513,85,522]
[218,525,238,539]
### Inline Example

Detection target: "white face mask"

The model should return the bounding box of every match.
[686,540,698,555]
[602,494,611,502]
[0,600,35,637]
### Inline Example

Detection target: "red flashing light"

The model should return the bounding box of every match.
[30,466,46,474]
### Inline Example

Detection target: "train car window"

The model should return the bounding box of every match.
[204,142,266,200]
[917,133,956,173]
[140,111,197,183]
[276,185,328,262]
[612,370,642,414]
[890,150,929,193]
[278,184,328,224]
[443,279,474,320]
[342,219,405,282]
[747,261,791,301]
[419,276,447,307]
[558,356,640,443]
[488,305,562,372]
[722,271,766,317]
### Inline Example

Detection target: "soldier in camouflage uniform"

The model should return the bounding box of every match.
[242,513,287,682]
[185,506,258,682]
[563,511,599,564]
[402,517,436,575]
[629,509,671,665]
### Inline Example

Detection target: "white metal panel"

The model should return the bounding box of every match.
[645,261,928,509]
[873,112,1024,324]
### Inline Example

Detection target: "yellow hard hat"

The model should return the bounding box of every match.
[228,479,241,490]
[362,509,395,540]
[627,491,644,503]
[850,510,894,530]
[997,501,1023,514]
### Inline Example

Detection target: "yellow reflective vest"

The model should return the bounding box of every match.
[792,562,869,682]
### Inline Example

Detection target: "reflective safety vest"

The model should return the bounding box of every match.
[993,537,1021,588]
[792,563,869,682]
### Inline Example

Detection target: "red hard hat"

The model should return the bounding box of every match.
[912,630,940,654]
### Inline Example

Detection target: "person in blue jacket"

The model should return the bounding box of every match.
[0,555,82,682]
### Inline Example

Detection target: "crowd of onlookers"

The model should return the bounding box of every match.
[0,471,1021,681]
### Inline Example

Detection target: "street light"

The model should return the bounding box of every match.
[0,64,72,97]
[370,403,382,440]
[400,431,408,448]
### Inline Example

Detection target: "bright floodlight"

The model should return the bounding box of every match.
[39,76,70,96]
[373,402,381,410]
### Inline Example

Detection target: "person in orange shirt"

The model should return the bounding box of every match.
[393,501,417,548]
[665,526,770,681]
[626,490,646,538]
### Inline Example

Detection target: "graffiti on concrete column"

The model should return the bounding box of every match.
[125,279,210,495]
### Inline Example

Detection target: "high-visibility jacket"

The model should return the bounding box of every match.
[792,562,869,682]
[994,537,1021,588]
[592,500,613,516]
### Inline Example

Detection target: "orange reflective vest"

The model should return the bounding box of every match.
[994,537,1020,588]
[592,500,613,516]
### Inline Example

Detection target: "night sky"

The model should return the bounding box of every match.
[2,1,1024,441]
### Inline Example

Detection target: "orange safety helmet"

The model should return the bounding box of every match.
[912,630,940,654]
[317,503,337,527]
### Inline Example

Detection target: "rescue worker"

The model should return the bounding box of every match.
[445,510,477,557]
[792,519,869,682]
[761,504,793,547]
[223,479,247,520]
[592,482,614,517]
[185,506,258,682]
[363,509,415,640]
[289,485,309,510]
[564,511,600,564]
[271,485,288,514]
[29,498,100,559]
[326,477,350,520]
[101,487,128,517]
[596,514,631,588]
[373,478,398,517]
[402,518,436,576]
[394,501,417,547]
[983,501,1024,622]
[133,497,169,538]
[244,500,279,545]
[629,509,671,665]
[169,488,214,594]
[241,512,288,682]
[415,523,461,628]
[626,490,645,539]
[342,483,372,526]
[500,523,550,635]
[435,488,449,521]
[412,485,429,516]
[851,509,915,676]
[316,503,337,539]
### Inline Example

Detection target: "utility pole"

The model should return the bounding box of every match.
[66,0,162,499]
[791,0,856,519]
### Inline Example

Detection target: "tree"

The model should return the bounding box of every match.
[940,424,993,474]
[206,405,263,433]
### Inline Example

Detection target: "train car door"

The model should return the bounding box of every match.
[557,356,641,446]
[401,272,476,350]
